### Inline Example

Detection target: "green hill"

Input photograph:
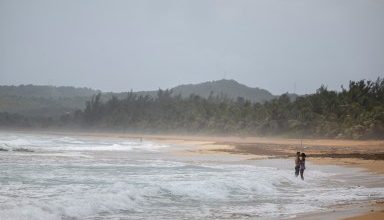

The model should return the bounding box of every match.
[171,79,275,102]
[0,80,287,116]
[0,85,99,116]
[0,85,98,99]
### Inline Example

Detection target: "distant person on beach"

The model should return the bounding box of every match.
[295,152,300,177]
[300,153,306,180]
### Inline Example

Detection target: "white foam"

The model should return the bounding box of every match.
[1,163,383,219]
[0,132,169,153]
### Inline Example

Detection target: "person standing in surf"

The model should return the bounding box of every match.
[294,152,301,177]
[299,153,306,180]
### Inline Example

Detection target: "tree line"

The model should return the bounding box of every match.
[1,78,383,139]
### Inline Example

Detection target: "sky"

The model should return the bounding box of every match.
[1,0,383,95]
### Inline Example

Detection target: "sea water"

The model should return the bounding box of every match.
[0,131,383,220]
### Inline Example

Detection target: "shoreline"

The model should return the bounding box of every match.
[3,129,384,174]
[1,129,384,219]
[30,129,384,173]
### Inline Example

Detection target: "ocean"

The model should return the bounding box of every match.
[0,131,383,220]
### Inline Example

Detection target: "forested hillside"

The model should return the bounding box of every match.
[71,78,383,139]
[0,85,98,116]
[0,80,280,116]
[0,85,98,98]
[1,79,383,139]
[171,79,276,103]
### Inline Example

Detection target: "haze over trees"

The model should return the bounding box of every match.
[0,85,99,116]
[1,79,383,139]
[0,80,282,116]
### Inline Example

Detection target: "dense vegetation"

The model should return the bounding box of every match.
[1,79,383,139]
[0,85,98,98]
[169,79,276,103]
[70,78,383,139]
[0,85,98,116]
[0,80,278,116]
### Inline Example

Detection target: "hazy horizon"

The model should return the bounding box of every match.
[1,77,382,96]
[1,0,383,94]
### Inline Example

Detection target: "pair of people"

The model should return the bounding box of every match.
[294,152,306,180]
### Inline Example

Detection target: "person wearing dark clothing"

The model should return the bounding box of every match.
[300,153,306,180]
[294,152,300,177]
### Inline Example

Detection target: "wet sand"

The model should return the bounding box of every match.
[345,211,384,220]
[343,202,384,220]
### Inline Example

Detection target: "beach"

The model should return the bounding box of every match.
[127,133,384,219]
[1,129,383,219]
[74,131,384,219]
[55,131,384,174]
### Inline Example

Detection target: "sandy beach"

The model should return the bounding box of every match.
[5,129,384,219]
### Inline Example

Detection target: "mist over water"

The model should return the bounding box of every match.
[1,132,383,220]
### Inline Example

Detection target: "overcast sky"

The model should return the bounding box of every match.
[1,0,383,94]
